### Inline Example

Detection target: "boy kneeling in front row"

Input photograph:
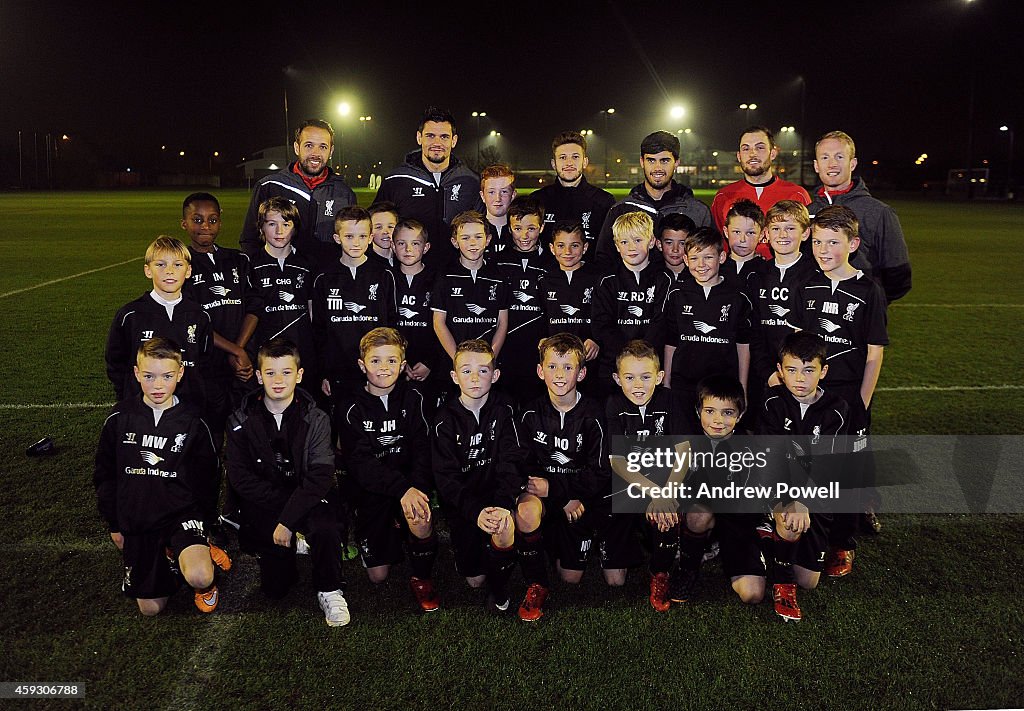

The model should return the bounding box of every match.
[94,337,228,616]
[226,338,349,627]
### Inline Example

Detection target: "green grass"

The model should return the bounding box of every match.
[0,190,1021,710]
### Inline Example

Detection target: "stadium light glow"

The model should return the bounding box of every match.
[338,102,351,117]
[670,106,685,119]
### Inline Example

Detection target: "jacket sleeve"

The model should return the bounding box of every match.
[93,409,121,532]
[105,310,132,400]
[491,406,527,511]
[309,274,328,371]
[338,400,413,498]
[432,417,487,522]
[569,415,611,502]
[873,206,912,303]
[407,389,433,491]
[757,401,804,503]
[591,277,625,362]
[710,191,728,234]
[594,205,621,271]
[189,417,221,527]
[279,409,337,529]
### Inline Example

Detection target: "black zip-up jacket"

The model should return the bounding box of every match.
[226,388,336,530]
[521,393,610,504]
[372,151,483,263]
[94,396,218,534]
[595,180,713,269]
[532,176,616,246]
[392,264,440,371]
[746,254,818,381]
[760,384,851,508]
[338,381,432,498]
[184,245,257,377]
[432,391,527,522]
[105,293,211,406]
[239,164,356,260]
[539,263,603,342]
[591,262,673,375]
[246,247,318,375]
[663,277,752,390]
[311,259,397,382]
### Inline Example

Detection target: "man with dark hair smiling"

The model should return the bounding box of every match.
[595,131,711,269]
[711,126,811,259]
[373,107,483,266]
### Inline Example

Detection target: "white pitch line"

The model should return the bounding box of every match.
[891,303,1024,308]
[0,257,139,300]
[877,384,1024,393]
[0,402,113,410]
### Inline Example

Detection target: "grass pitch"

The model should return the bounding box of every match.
[0,189,1021,710]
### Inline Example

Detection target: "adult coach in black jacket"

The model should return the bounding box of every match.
[372,107,483,266]
[595,131,712,270]
[533,131,616,248]
[808,131,911,304]
[239,119,356,260]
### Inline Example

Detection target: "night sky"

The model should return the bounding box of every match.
[3,0,1020,180]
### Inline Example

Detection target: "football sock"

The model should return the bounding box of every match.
[408,531,438,580]
[516,530,549,587]
[649,522,680,575]
[486,540,516,600]
[678,528,709,572]
[772,530,797,585]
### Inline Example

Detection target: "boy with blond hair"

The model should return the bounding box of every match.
[605,340,688,612]
[106,236,211,409]
[747,200,817,421]
[591,211,673,398]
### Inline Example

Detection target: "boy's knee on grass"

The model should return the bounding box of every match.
[603,568,627,587]
[367,565,390,584]
[137,597,168,616]
[732,575,765,604]
[516,496,543,532]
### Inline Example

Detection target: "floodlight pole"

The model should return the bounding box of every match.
[798,77,807,188]
[284,88,290,147]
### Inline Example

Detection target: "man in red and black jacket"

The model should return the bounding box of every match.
[239,119,356,261]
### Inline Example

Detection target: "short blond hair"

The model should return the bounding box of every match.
[766,200,810,230]
[611,211,654,242]
[145,235,190,264]
[815,130,856,158]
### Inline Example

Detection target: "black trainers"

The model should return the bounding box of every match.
[668,566,700,603]
[26,436,55,456]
